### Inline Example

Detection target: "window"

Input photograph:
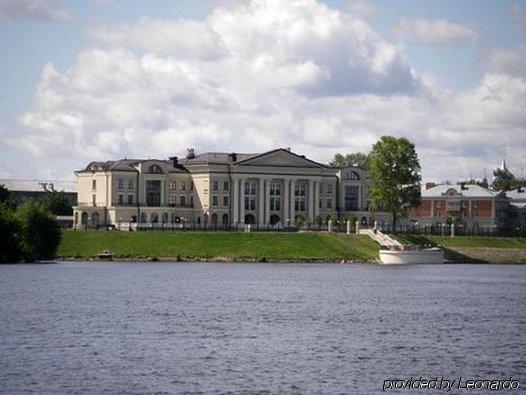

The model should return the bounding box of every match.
[223,195,229,207]
[270,197,281,211]
[180,181,186,191]
[326,198,333,209]
[169,195,177,205]
[127,194,134,205]
[318,183,323,194]
[118,194,124,204]
[128,179,134,189]
[117,178,124,189]
[92,180,96,190]
[346,171,360,180]
[170,182,177,191]
[270,182,281,196]
[245,196,256,210]
[326,184,333,194]
[92,194,96,206]
[295,197,306,211]
[223,181,229,191]
[212,195,219,207]
[180,196,186,206]
[294,184,306,196]
[190,196,194,208]
[244,181,256,195]
[212,180,219,191]
[344,186,359,211]
[190,182,194,191]
[148,165,163,174]
[319,198,323,209]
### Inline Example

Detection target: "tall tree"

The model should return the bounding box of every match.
[43,191,73,215]
[368,136,421,233]
[492,168,520,191]
[329,152,369,169]
[0,184,10,204]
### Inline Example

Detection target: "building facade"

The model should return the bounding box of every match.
[409,182,509,230]
[73,148,384,229]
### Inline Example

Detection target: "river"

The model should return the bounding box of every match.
[0,262,524,393]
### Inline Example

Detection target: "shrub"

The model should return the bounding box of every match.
[16,201,62,262]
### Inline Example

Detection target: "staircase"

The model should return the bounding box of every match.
[359,229,402,247]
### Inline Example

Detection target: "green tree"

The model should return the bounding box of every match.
[492,168,520,191]
[16,201,62,262]
[0,204,22,263]
[329,152,370,169]
[368,136,421,233]
[43,191,73,215]
[0,184,11,204]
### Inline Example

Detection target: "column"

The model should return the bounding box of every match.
[308,179,315,223]
[258,178,265,225]
[290,179,296,226]
[265,178,271,225]
[314,180,320,220]
[233,176,239,224]
[239,178,245,223]
[283,178,290,224]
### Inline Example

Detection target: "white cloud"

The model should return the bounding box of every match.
[487,47,526,79]
[392,17,478,45]
[0,0,71,21]
[4,0,526,182]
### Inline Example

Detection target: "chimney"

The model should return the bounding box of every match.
[228,152,238,162]
[186,148,195,159]
[458,182,468,190]
[169,156,178,167]
[425,182,436,190]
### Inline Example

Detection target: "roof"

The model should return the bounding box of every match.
[0,179,77,193]
[507,188,526,201]
[79,159,187,173]
[422,183,498,198]
[179,152,257,165]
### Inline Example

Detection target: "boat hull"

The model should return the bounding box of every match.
[379,249,444,264]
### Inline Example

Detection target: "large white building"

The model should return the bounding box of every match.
[73,148,384,229]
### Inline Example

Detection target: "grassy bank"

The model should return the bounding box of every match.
[57,231,380,262]
[395,235,526,263]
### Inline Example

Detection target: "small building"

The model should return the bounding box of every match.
[409,182,509,231]
[507,187,526,232]
[0,179,77,207]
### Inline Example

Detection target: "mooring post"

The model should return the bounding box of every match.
[355,220,360,234]
[450,223,455,237]
[346,220,351,234]
[328,219,333,233]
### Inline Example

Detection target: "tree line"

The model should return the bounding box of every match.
[0,185,62,263]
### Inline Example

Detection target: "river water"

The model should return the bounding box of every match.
[0,262,524,394]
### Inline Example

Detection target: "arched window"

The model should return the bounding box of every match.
[244,214,256,224]
[197,216,201,224]
[148,164,163,174]
[150,213,159,223]
[211,213,218,224]
[161,212,168,223]
[346,170,360,180]
[270,214,280,226]
[140,212,147,223]
[221,213,229,225]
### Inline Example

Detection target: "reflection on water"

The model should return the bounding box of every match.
[0,262,524,393]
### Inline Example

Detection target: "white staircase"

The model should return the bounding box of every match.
[359,229,402,247]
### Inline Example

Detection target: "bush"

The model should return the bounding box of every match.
[16,201,62,262]
[0,204,22,263]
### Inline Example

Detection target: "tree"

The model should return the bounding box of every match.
[0,184,11,204]
[329,152,370,169]
[43,191,73,215]
[368,136,421,233]
[492,168,520,191]
[0,204,22,263]
[16,201,62,262]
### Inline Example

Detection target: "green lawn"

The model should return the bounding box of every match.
[395,235,526,249]
[58,231,380,262]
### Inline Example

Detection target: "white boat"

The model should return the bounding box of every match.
[379,246,444,265]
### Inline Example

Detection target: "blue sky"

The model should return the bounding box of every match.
[0,0,525,181]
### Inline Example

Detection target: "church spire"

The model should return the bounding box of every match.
[500,157,508,172]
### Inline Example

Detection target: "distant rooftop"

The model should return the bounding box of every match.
[422,183,498,198]
[0,179,77,193]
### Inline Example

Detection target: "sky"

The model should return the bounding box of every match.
[0,0,525,182]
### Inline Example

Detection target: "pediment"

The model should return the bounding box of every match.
[443,188,461,196]
[236,149,326,168]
